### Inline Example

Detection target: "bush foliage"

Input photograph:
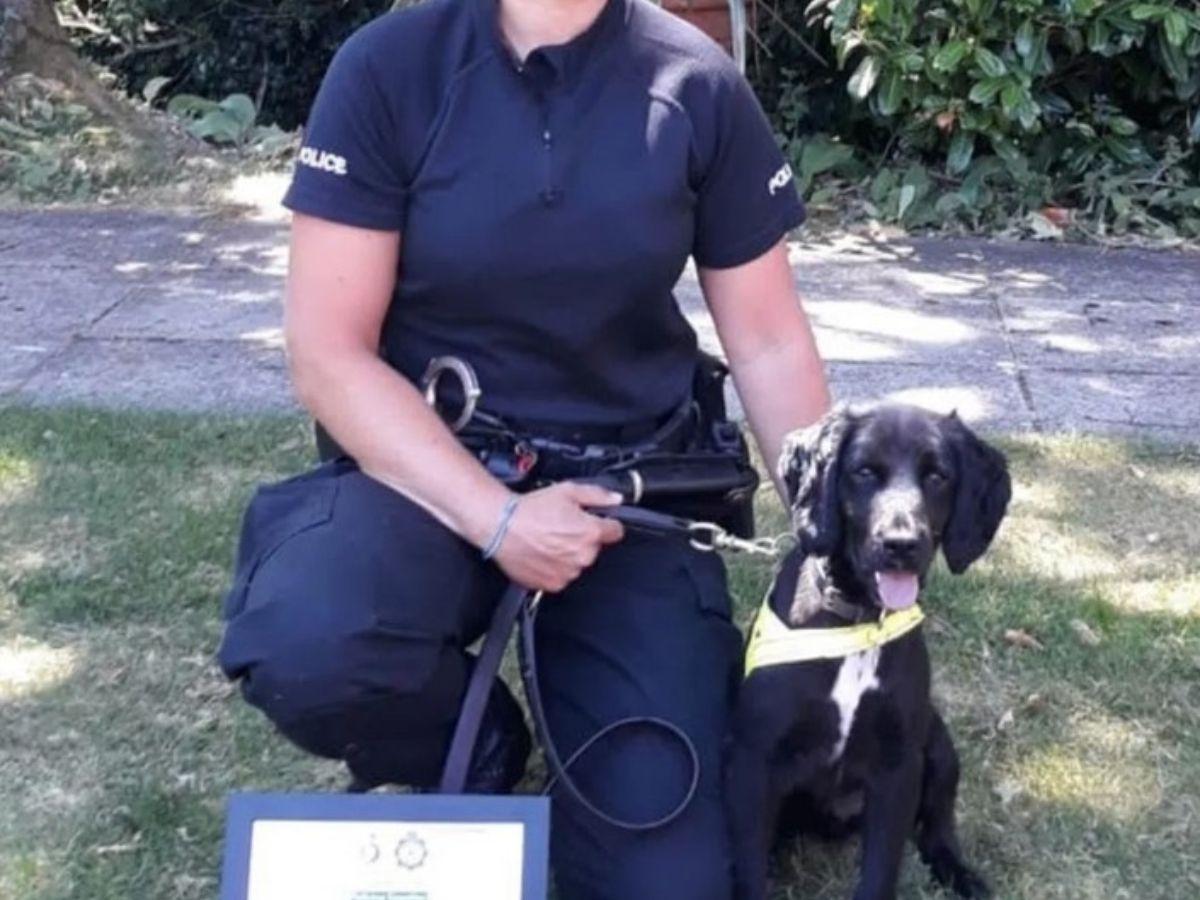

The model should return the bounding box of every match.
[755,0,1200,239]
[64,0,393,130]
[61,0,1200,238]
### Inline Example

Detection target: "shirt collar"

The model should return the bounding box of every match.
[476,0,628,87]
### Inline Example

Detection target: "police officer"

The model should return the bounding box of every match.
[217,0,830,896]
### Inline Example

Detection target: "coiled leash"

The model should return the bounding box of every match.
[438,499,788,831]
[422,353,787,829]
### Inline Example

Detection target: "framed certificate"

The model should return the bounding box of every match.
[220,793,550,900]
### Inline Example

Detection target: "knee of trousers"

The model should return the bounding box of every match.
[239,626,469,763]
[554,794,734,900]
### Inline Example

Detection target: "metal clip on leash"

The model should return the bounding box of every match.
[590,503,792,560]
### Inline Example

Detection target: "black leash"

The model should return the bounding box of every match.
[438,503,783,830]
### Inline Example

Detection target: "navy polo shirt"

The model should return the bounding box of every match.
[284,0,805,426]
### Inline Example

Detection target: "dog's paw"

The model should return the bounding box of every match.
[927,850,990,898]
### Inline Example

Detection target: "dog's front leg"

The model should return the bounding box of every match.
[852,750,923,900]
[725,741,777,900]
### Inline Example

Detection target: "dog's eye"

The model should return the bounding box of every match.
[924,469,949,486]
[853,465,879,481]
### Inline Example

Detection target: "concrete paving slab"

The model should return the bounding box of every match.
[89,279,283,343]
[826,362,1033,432]
[678,268,1010,367]
[0,210,288,294]
[961,240,1199,305]
[803,297,1007,367]
[1001,296,1199,375]
[3,208,1196,443]
[1024,371,1200,435]
[0,267,128,340]
[721,361,1031,433]
[787,238,996,303]
[0,339,65,395]
[14,338,296,413]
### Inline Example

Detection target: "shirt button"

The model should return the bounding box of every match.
[541,189,563,207]
[543,130,552,146]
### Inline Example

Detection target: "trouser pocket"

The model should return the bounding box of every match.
[221,461,342,622]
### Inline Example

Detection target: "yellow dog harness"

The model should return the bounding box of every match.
[744,602,926,677]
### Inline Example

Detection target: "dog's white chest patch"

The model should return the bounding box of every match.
[830,648,881,759]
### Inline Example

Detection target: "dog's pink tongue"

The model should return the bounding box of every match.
[875,572,919,611]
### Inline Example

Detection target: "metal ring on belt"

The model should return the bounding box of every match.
[422,356,482,433]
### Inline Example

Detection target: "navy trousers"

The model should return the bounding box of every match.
[218,460,743,900]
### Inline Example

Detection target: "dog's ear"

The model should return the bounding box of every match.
[941,413,1012,574]
[777,405,854,556]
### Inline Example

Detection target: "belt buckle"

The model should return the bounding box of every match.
[421,356,482,433]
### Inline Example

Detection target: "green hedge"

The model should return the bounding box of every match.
[67,0,393,130]
[754,0,1200,238]
[67,0,1200,238]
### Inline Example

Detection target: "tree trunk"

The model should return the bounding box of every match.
[1,0,158,138]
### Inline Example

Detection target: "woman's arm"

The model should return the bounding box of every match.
[698,238,830,496]
[285,213,621,590]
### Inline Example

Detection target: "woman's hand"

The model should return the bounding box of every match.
[492,483,625,592]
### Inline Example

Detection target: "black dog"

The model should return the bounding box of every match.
[725,404,1011,900]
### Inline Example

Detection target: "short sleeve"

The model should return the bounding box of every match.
[692,71,805,269]
[282,35,408,231]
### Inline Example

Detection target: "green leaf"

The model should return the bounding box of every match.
[898,50,925,73]
[969,77,1007,104]
[831,0,859,35]
[1016,100,1041,131]
[1001,82,1023,116]
[835,33,863,69]
[798,136,856,189]
[991,135,1027,175]
[848,55,882,100]
[1159,30,1191,82]
[1015,21,1035,60]
[876,70,905,116]
[166,94,218,118]
[1190,113,1200,144]
[870,168,897,204]
[975,47,1007,78]
[935,192,966,215]
[1087,19,1109,53]
[1039,93,1073,116]
[1103,135,1149,165]
[1029,32,1053,75]
[947,130,975,174]
[1164,10,1190,48]
[1130,4,1164,21]
[933,41,970,73]
[218,94,258,131]
[897,183,917,220]
[186,109,245,144]
[142,77,172,104]
[1108,116,1138,136]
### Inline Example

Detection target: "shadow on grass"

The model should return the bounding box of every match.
[1,409,1198,899]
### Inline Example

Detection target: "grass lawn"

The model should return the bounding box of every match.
[1,407,1198,900]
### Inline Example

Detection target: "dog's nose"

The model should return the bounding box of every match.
[881,535,920,565]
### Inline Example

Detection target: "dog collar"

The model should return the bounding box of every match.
[744,601,925,677]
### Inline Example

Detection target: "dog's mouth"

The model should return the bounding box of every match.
[873,571,920,612]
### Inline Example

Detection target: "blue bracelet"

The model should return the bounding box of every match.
[482,496,520,561]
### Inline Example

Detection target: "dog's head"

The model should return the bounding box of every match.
[779,403,1011,611]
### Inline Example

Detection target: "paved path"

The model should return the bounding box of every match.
[2,208,1197,440]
